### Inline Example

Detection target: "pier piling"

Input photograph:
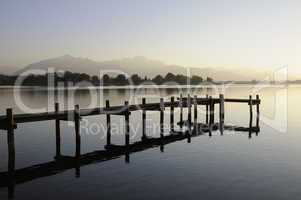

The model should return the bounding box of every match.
[179,94,183,129]
[256,94,260,135]
[7,108,15,179]
[249,95,253,138]
[219,94,225,135]
[170,96,175,133]
[142,98,147,140]
[125,101,130,146]
[106,100,111,146]
[188,94,192,134]
[209,96,214,137]
[209,96,215,125]
[74,105,81,158]
[160,98,164,138]
[194,95,198,134]
[206,94,209,124]
[55,102,61,157]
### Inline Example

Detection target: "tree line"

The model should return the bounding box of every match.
[0,71,214,86]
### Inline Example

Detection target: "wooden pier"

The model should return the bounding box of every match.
[0,94,260,198]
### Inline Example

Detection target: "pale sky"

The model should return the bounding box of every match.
[0,0,300,71]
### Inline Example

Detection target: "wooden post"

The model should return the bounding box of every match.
[249,95,253,139]
[209,96,214,125]
[142,98,147,140]
[209,96,214,137]
[160,98,164,138]
[125,101,130,146]
[160,143,164,152]
[187,134,191,143]
[75,162,80,178]
[206,94,209,124]
[170,96,174,133]
[125,151,130,163]
[55,103,61,157]
[179,94,183,129]
[188,94,192,134]
[194,95,198,134]
[219,94,225,135]
[7,108,15,171]
[106,100,111,146]
[74,105,81,158]
[160,97,165,150]
[7,108,15,198]
[54,72,58,103]
[256,94,260,135]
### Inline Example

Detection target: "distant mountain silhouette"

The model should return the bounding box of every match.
[0,65,19,75]
[17,55,266,81]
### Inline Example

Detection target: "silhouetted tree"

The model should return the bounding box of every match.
[0,71,207,86]
[113,74,129,85]
[191,75,203,85]
[206,77,213,82]
[101,74,110,86]
[152,75,164,85]
[165,73,176,82]
[131,74,142,85]
[91,76,100,86]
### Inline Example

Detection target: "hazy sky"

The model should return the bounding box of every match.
[0,0,300,71]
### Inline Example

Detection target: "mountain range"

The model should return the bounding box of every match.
[11,55,270,81]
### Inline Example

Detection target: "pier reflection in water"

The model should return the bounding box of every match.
[0,92,260,199]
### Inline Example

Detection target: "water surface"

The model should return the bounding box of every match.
[0,85,300,200]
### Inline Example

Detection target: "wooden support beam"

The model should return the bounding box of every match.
[54,72,58,103]
[256,94,260,136]
[206,94,209,124]
[170,96,174,133]
[194,95,198,134]
[106,100,111,146]
[219,94,225,135]
[179,94,183,129]
[55,103,61,157]
[188,94,192,134]
[125,152,130,163]
[160,98,164,138]
[124,101,130,163]
[160,143,164,152]
[7,108,15,167]
[6,108,15,199]
[7,108,15,172]
[74,105,81,158]
[125,101,130,146]
[209,96,214,137]
[209,96,214,125]
[249,95,253,139]
[142,98,147,140]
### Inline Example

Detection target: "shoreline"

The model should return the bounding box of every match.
[0,82,294,90]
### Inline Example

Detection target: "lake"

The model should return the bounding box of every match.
[0,84,300,200]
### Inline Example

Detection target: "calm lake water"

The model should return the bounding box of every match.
[0,84,300,200]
